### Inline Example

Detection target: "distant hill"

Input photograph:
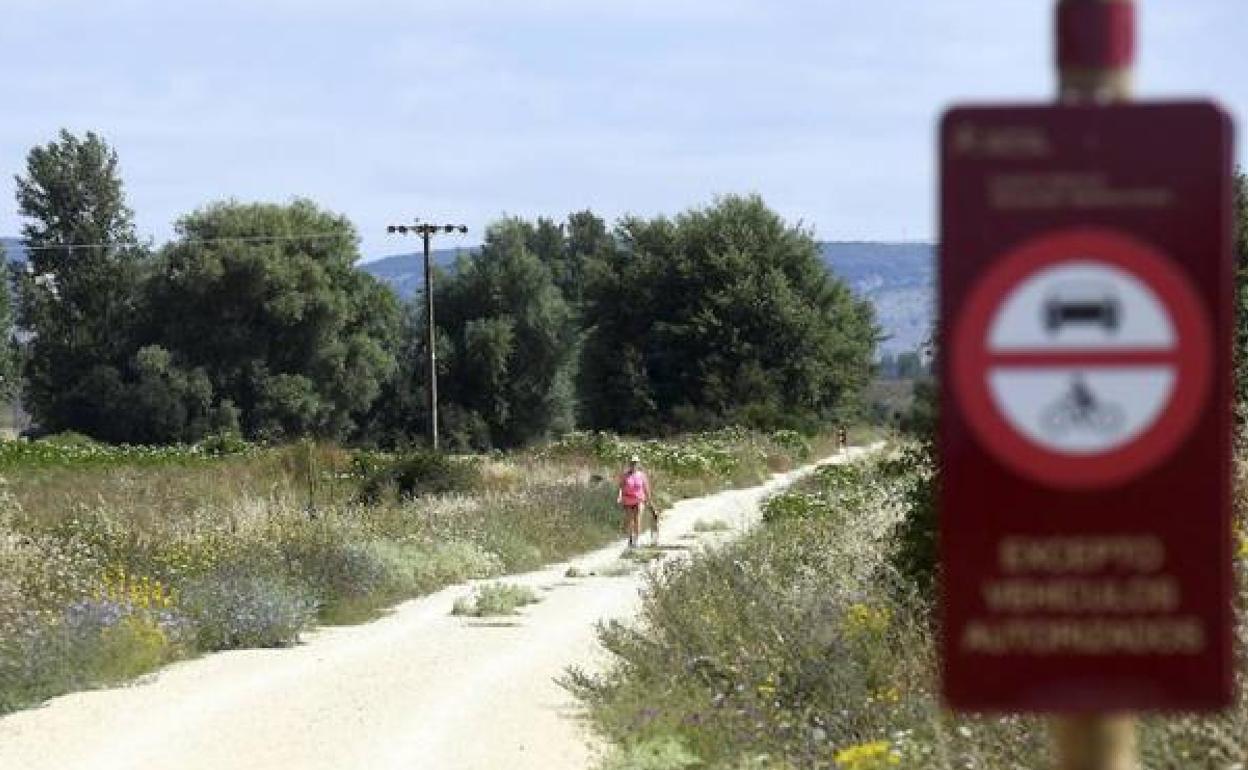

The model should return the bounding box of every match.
[1,238,26,264]
[357,248,476,298]
[818,242,934,355]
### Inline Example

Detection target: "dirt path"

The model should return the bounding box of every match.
[0,446,874,770]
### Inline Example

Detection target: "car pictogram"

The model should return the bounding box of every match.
[1042,282,1121,333]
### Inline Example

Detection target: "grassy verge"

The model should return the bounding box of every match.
[0,427,824,715]
[568,451,1248,770]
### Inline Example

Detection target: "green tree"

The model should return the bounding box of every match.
[145,200,401,441]
[354,300,434,448]
[13,130,146,432]
[0,248,18,405]
[534,210,613,306]
[580,195,878,433]
[434,218,577,448]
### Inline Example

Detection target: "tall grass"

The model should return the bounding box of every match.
[570,452,1248,770]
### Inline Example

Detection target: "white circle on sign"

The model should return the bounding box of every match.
[986,262,1177,456]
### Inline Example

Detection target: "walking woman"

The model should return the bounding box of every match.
[617,454,652,548]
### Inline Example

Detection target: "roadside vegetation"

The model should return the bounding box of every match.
[569,449,1248,769]
[0,427,821,715]
[452,583,541,617]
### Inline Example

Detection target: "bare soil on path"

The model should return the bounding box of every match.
[0,446,874,770]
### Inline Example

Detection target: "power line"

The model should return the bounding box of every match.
[11,231,351,253]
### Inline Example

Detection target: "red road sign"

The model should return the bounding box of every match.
[939,102,1235,712]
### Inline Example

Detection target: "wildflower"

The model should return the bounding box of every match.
[844,603,891,638]
[756,675,777,697]
[834,740,900,769]
[867,685,902,705]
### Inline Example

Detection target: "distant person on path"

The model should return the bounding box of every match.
[617,455,652,548]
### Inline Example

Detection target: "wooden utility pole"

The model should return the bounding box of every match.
[386,221,469,451]
[1053,1,1137,768]
[1053,715,1137,770]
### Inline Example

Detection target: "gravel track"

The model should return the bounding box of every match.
[0,446,874,770]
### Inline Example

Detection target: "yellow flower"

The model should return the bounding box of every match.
[97,566,176,610]
[867,686,902,705]
[834,740,901,769]
[844,603,891,638]
[757,675,777,696]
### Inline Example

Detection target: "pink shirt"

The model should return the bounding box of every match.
[619,470,649,506]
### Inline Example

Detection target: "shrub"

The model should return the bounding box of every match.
[761,491,838,524]
[325,539,506,615]
[601,735,702,770]
[280,535,393,609]
[769,430,811,459]
[410,541,504,587]
[883,443,937,594]
[41,431,102,449]
[451,582,540,617]
[0,595,188,713]
[180,570,316,650]
[198,431,252,457]
[357,451,481,503]
[88,613,180,683]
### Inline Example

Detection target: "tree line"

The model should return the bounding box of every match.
[0,130,881,448]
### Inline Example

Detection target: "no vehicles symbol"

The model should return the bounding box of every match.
[952,228,1212,488]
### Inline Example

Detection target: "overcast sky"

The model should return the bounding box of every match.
[1,0,1243,260]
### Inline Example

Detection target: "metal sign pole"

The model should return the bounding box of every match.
[1053,1,1137,768]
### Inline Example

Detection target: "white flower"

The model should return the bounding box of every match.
[33,272,59,298]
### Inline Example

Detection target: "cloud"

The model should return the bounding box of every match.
[0,0,1243,259]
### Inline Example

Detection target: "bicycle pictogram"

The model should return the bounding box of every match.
[1040,375,1125,437]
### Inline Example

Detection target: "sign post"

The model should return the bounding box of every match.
[1055,5,1138,766]
[938,2,1235,768]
